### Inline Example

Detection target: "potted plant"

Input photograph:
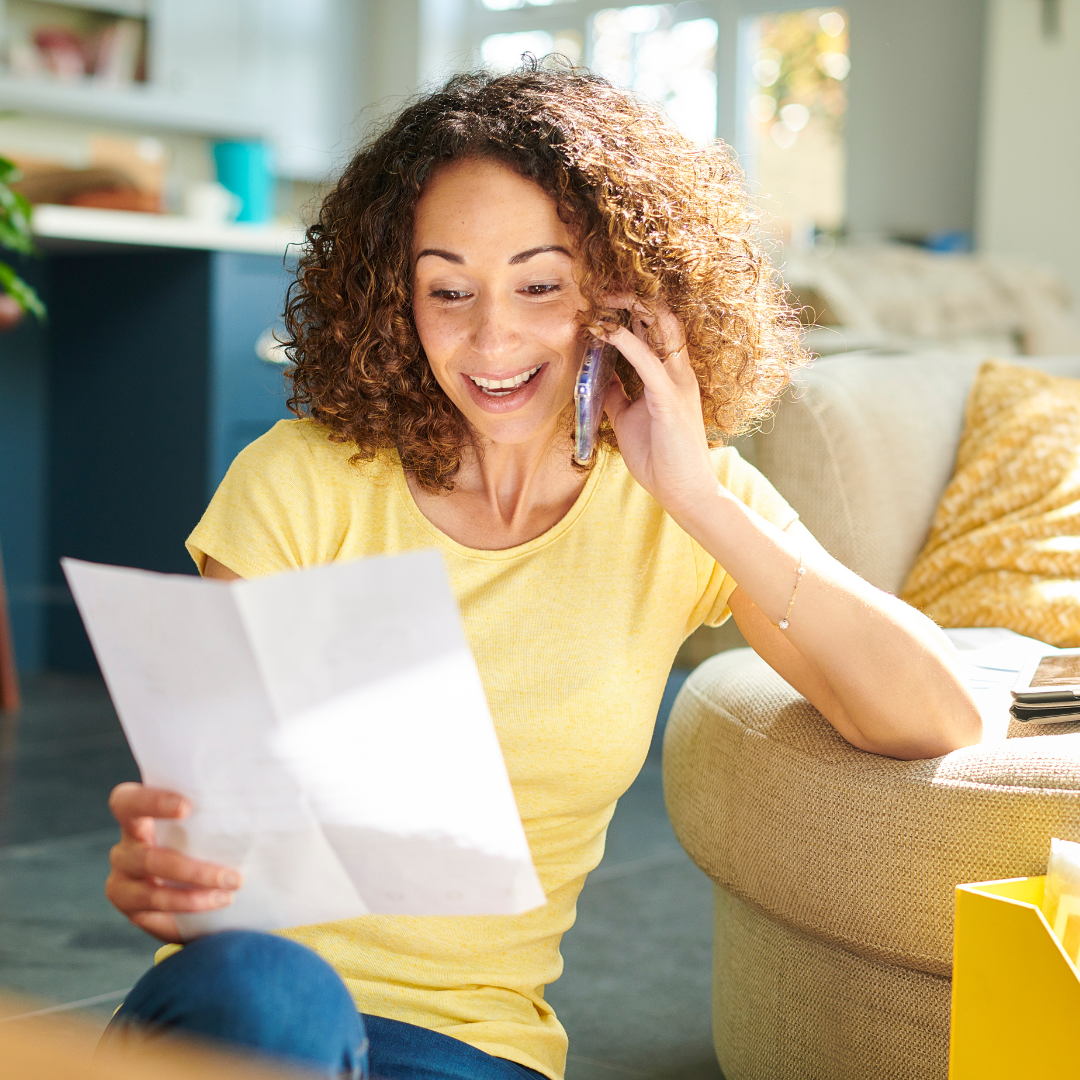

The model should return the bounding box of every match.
[0,153,45,327]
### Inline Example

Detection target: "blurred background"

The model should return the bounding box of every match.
[2,0,1079,677]
[0,3,1077,1078]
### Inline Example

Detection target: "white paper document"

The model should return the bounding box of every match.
[946,626,1058,735]
[62,552,545,938]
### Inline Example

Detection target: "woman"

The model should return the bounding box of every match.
[103,64,981,1080]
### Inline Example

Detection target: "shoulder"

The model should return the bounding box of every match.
[188,421,397,577]
[595,444,773,505]
[599,444,796,528]
[228,419,396,492]
[710,444,799,529]
[237,418,356,473]
[710,444,754,494]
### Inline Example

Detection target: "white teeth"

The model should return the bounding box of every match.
[469,365,541,393]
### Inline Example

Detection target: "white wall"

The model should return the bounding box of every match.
[978,0,1080,297]
[842,0,986,240]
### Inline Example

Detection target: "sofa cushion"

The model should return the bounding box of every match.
[744,352,1080,594]
[662,648,1080,977]
[901,359,1080,646]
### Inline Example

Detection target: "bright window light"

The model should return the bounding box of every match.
[590,6,719,146]
[742,7,849,249]
[481,30,556,71]
[480,29,582,70]
[480,0,576,9]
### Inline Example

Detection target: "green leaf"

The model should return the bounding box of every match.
[0,261,45,321]
[12,189,31,223]
[0,183,34,253]
[0,217,34,255]
[0,155,22,186]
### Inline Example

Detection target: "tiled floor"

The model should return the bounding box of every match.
[0,669,722,1079]
[0,673,151,1027]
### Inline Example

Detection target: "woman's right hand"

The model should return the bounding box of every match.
[106,782,242,943]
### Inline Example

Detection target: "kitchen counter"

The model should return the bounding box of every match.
[31,204,307,255]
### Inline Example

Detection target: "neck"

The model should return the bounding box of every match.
[456,422,578,531]
[405,414,591,551]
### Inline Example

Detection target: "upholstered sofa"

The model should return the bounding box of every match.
[662,352,1080,1080]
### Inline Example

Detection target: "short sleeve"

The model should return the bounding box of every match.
[186,419,353,578]
[689,446,799,630]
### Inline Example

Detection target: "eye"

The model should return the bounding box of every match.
[430,289,471,302]
[522,283,560,296]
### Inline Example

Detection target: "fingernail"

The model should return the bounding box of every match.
[212,891,234,906]
[220,870,242,889]
[162,796,182,814]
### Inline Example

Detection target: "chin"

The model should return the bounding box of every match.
[471,413,560,447]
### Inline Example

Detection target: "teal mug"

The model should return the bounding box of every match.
[213,141,274,224]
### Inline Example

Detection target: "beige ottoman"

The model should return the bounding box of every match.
[663,648,1080,1080]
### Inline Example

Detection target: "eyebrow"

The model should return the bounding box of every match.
[414,244,572,266]
[509,245,572,264]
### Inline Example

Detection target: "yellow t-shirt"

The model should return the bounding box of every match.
[186,418,797,1080]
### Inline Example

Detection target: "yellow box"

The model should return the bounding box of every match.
[949,875,1080,1078]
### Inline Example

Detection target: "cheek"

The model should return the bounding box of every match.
[412,304,457,367]
[536,294,586,351]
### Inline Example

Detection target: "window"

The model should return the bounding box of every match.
[590,6,718,146]
[479,0,577,9]
[481,29,583,70]
[741,8,849,249]
[474,2,718,146]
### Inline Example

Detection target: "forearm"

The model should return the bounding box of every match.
[673,486,983,758]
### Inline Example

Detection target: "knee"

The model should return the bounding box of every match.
[118,930,363,1066]
[176,930,342,1004]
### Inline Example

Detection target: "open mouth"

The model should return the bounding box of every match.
[467,365,543,397]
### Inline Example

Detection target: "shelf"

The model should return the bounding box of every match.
[32,203,306,255]
[43,0,148,14]
[0,73,266,139]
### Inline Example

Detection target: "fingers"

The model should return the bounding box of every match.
[110,783,189,838]
[106,834,240,930]
[127,911,184,943]
[106,868,236,915]
[110,837,242,892]
[106,783,241,934]
[600,294,686,358]
[602,326,679,398]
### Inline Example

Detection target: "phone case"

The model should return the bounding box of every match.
[1009,700,1080,723]
[573,340,616,466]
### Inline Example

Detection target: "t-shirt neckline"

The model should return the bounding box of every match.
[390,449,610,561]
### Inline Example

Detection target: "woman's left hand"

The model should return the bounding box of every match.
[600,298,716,518]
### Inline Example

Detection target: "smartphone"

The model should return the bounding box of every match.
[573,339,616,466]
[1010,649,1080,723]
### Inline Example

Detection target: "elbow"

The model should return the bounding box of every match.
[863,703,984,761]
[922,711,984,759]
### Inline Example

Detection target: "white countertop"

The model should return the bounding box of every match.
[31,204,307,256]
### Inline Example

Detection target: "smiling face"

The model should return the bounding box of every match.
[412,157,587,449]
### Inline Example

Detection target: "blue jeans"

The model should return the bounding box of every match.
[104,930,547,1080]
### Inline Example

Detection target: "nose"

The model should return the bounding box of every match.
[470,292,520,362]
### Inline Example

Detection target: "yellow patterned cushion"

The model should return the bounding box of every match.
[901,359,1080,646]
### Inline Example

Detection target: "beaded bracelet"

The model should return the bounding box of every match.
[777,552,806,631]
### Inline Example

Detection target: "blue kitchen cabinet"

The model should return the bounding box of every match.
[43,248,294,671]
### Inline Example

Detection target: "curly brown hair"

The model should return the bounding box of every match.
[285,59,806,492]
